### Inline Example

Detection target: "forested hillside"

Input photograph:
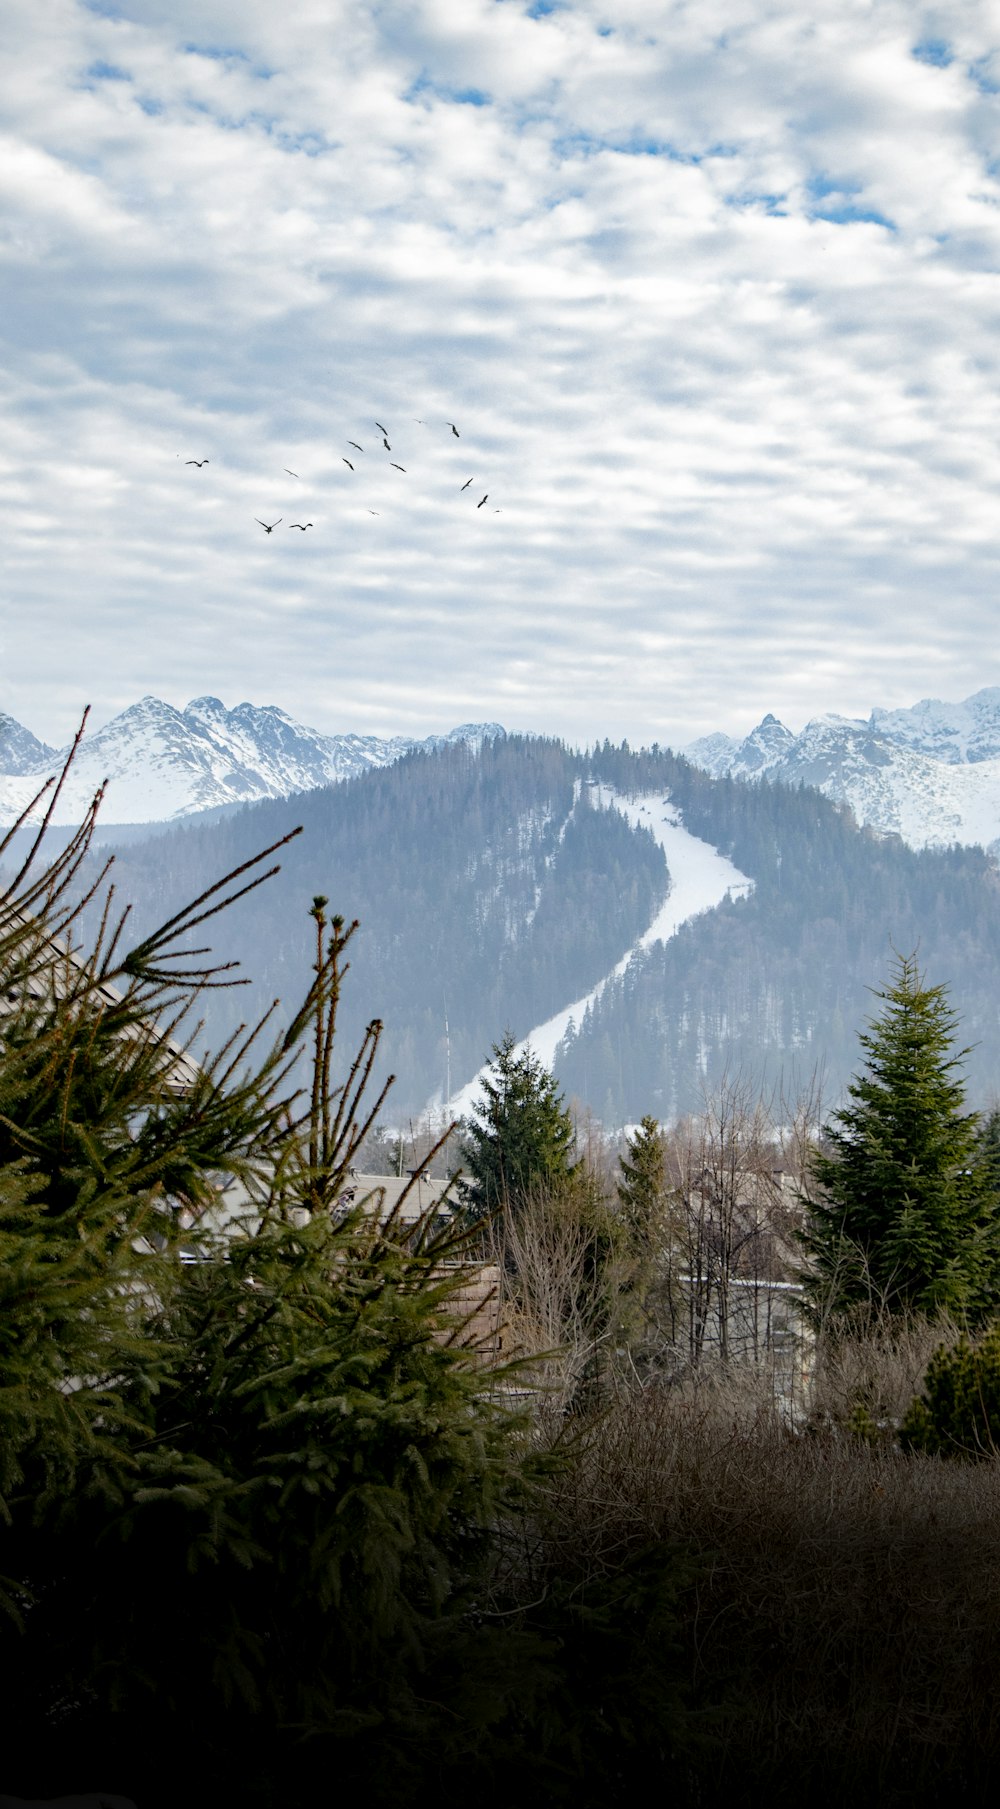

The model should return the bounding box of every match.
[57,733,1000,1123]
[76,735,667,1115]
[559,743,1000,1120]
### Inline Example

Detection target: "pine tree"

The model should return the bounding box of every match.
[800,951,996,1320]
[0,725,302,1537]
[0,738,537,1801]
[613,1114,679,1358]
[461,1029,576,1220]
[617,1115,670,1251]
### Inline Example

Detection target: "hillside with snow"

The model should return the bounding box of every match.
[684,689,1000,853]
[449,788,753,1115]
[39,732,1000,1121]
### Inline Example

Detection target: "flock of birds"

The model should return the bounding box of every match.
[180,417,500,533]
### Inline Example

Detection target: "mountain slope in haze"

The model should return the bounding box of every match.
[683,689,1000,853]
[0,696,505,826]
[555,742,1000,1122]
[69,736,669,1117]
[59,735,1000,1125]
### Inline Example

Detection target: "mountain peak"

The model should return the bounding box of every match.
[683,688,1000,852]
[0,698,508,828]
[0,711,56,776]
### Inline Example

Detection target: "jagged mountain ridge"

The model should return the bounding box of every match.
[683,688,1000,852]
[0,695,505,825]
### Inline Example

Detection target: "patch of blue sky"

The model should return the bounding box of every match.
[912,39,953,67]
[733,192,788,216]
[85,61,129,82]
[404,72,491,106]
[183,44,275,81]
[968,56,999,94]
[81,0,125,16]
[231,114,332,155]
[553,129,702,163]
[136,96,163,117]
[806,175,895,230]
[810,200,895,229]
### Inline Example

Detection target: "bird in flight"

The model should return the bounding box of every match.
[382,437,391,451]
[185,458,209,467]
[255,518,281,532]
[342,458,354,470]
[390,462,406,472]
[367,509,379,515]
[460,478,473,491]
[446,423,460,438]
[375,421,388,435]
[348,441,364,452]
[477,494,488,508]
[289,522,313,530]
[284,468,300,478]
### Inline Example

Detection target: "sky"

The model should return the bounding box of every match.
[3,0,1000,752]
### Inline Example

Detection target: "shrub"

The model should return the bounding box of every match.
[900,1324,1000,1458]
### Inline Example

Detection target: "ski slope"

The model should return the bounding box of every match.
[448,790,753,1117]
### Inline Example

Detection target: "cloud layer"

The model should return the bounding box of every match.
[3,0,999,746]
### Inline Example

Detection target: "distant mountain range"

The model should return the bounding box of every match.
[683,688,1000,853]
[5,686,1000,852]
[0,696,505,826]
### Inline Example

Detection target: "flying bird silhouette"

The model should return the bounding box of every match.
[347,441,364,452]
[375,421,388,434]
[367,509,379,515]
[460,478,473,491]
[477,494,488,508]
[382,437,391,451]
[185,459,209,467]
[446,423,460,438]
[389,462,406,472]
[342,458,354,470]
[255,518,281,533]
[289,522,313,530]
[284,468,300,478]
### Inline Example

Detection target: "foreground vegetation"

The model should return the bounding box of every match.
[5,742,1000,1804]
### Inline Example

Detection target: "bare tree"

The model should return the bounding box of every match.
[665,1068,791,1368]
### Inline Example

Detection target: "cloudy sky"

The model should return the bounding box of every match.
[3,0,999,751]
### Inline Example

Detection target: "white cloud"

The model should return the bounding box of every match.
[1,0,999,750]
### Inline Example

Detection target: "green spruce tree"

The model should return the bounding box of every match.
[800,951,997,1320]
[0,741,539,1804]
[460,1028,576,1221]
[617,1115,670,1250]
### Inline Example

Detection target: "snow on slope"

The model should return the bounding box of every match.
[684,692,1000,853]
[447,791,753,1117]
[0,696,505,826]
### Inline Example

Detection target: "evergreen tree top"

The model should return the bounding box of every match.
[800,950,995,1321]
[461,1030,576,1219]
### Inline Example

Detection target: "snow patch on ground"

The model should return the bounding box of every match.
[448,790,753,1119]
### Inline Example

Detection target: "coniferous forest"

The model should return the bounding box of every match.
[67,732,1000,1123]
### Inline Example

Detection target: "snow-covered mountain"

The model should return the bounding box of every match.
[683,689,1000,854]
[0,696,505,826]
[0,712,57,776]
